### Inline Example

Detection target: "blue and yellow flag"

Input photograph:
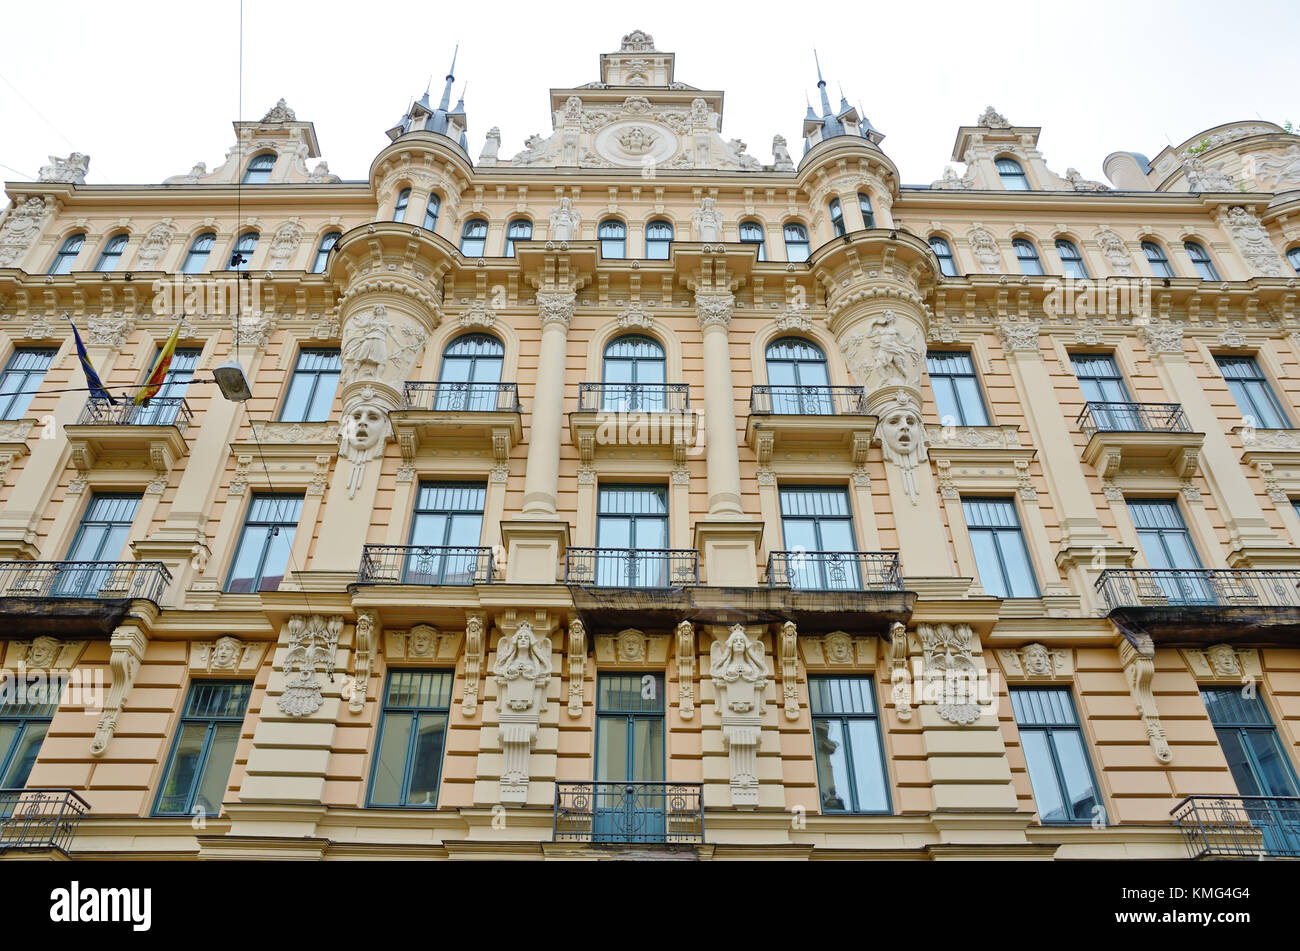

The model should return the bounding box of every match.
[67,316,114,404]
[134,322,181,406]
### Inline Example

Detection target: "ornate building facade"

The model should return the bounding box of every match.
[1,30,1299,860]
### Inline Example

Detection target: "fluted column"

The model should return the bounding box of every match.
[520,290,574,517]
[695,291,743,517]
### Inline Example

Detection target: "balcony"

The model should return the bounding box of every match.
[569,384,698,467]
[746,385,876,466]
[0,560,172,637]
[554,782,704,846]
[578,382,689,414]
[566,548,699,587]
[390,382,522,471]
[356,545,496,586]
[63,397,192,486]
[1173,795,1300,859]
[1097,569,1300,644]
[763,550,913,633]
[1078,401,1202,482]
[0,789,89,856]
[767,550,902,591]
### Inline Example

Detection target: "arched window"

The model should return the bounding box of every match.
[1184,241,1219,281]
[929,236,958,277]
[858,192,875,229]
[739,221,766,261]
[764,337,833,414]
[1055,239,1089,279]
[229,231,258,271]
[602,334,667,410]
[242,153,276,184]
[644,220,673,260]
[423,193,441,232]
[392,188,411,223]
[1289,247,1300,276]
[459,219,488,257]
[95,234,128,272]
[436,333,505,411]
[1142,240,1174,278]
[784,223,810,263]
[599,220,626,259]
[504,219,532,257]
[996,157,1029,191]
[49,234,85,275]
[1013,239,1044,276]
[182,232,216,274]
[829,198,845,237]
[311,232,340,274]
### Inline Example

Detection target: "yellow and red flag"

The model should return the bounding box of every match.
[134,323,181,406]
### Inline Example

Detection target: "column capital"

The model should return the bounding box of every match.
[537,290,576,329]
[694,291,735,330]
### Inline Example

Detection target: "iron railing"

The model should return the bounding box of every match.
[1173,795,1300,859]
[0,560,172,601]
[401,381,520,413]
[1077,401,1190,436]
[577,383,690,413]
[76,395,193,431]
[1097,569,1300,609]
[565,548,699,587]
[554,782,704,845]
[0,789,89,855]
[357,545,495,586]
[750,384,868,416]
[767,551,903,591]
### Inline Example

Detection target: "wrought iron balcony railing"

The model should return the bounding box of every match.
[577,383,690,413]
[767,551,903,592]
[357,545,495,586]
[401,381,521,413]
[0,789,89,855]
[565,548,699,587]
[0,560,172,602]
[76,395,193,431]
[1077,401,1190,436]
[750,385,868,416]
[554,782,704,845]
[1173,795,1300,859]
[1096,569,1300,609]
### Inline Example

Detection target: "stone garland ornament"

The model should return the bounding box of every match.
[876,393,928,505]
[492,621,553,803]
[278,614,343,717]
[918,623,982,725]
[709,625,769,806]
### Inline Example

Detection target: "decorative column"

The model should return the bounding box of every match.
[708,624,769,807]
[490,620,553,804]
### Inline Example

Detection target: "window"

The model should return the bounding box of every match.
[1202,688,1300,800]
[996,157,1029,191]
[229,231,258,271]
[459,219,488,257]
[1055,239,1089,279]
[810,676,891,814]
[594,672,666,841]
[0,682,58,791]
[504,218,531,257]
[1072,353,1135,430]
[311,231,340,274]
[1184,241,1220,281]
[280,349,340,423]
[423,193,441,232]
[154,681,252,816]
[1289,247,1300,276]
[95,234,128,272]
[182,232,216,274]
[49,234,84,274]
[602,334,666,411]
[765,336,833,414]
[927,351,990,426]
[1013,238,1044,276]
[1216,355,1290,428]
[644,220,673,259]
[599,219,626,259]
[829,198,845,237]
[596,485,669,587]
[962,497,1038,598]
[739,221,766,261]
[779,487,859,590]
[225,494,303,593]
[437,333,504,410]
[241,152,275,184]
[59,493,141,596]
[368,670,454,808]
[1011,688,1100,824]
[0,348,56,420]
[134,348,199,426]
[1142,240,1174,278]
[784,222,810,262]
[930,236,958,277]
[392,188,411,223]
[1128,498,1211,604]
[406,482,486,585]
[858,192,875,229]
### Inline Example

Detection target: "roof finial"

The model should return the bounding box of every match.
[813,49,825,87]
[447,43,459,80]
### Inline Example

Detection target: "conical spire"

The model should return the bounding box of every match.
[385,45,472,154]
[437,45,458,111]
[800,53,883,153]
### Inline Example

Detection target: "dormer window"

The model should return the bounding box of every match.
[242,153,276,184]
[996,158,1029,191]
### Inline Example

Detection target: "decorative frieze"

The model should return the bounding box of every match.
[1137,321,1184,355]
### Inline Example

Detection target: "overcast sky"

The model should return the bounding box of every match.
[4,0,1298,189]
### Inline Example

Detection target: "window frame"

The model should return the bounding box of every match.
[1183,241,1220,281]
[94,233,129,273]
[504,218,532,257]
[599,219,627,259]
[228,230,258,272]
[739,221,766,261]
[423,193,442,232]
[0,347,57,420]
[1142,240,1175,278]
[808,675,892,815]
[152,680,253,817]
[241,152,276,185]
[224,493,304,593]
[1215,355,1291,429]
[996,157,1030,191]
[594,672,667,784]
[1054,239,1089,280]
[0,686,59,790]
[182,232,216,274]
[392,188,411,223]
[1200,687,1300,799]
[1010,687,1103,825]
[962,496,1040,598]
[49,234,85,275]
[644,219,673,260]
[1288,246,1300,276]
[926,350,991,426]
[311,231,340,274]
[929,236,959,277]
[366,669,455,809]
[829,198,845,238]
[458,219,488,257]
[1013,238,1045,276]
[279,348,341,423]
[858,192,875,229]
[783,222,811,263]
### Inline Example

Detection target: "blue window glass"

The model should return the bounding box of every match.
[154,681,252,816]
[437,333,504,410]
[1055,239,1089,279]
[311,232,340,273]
[644,220,673,259]
[225,494,303,593]
[858,192,875,229]
[1142,240,1174,278]
[134,348,199,426]
[49,234,84,275]
[599,220,626,259]
[1011,688,1101,824]
[1126,498,1213,604]
[1072,353,1137,430]
[1202,688,1300,802]
[1184,241,1219,281]
[95,234,129,272]
[59,493,141,596]
[0,348,56,420]
[459,219,488,257]
[0,683,59,790]
[602,334,666,410]
[779,486,859,590]
[182,232,216,274]
[593,672,666,841]
[241,153,276,184]
[392,188,411,223]
[927,351,990,427]
[368,670,454,807]
[280,349,340,423]
[229,231,258,271]
[809,676,891,814]
[963,497,1039,598]
[997,157,1029,190]
[1013,238,1044,276]
[596,485,669,587]
[784,222,810,262]
[1289,247,1300,276]
[1215,355,1290,429]
[504,218,531,257]
[929,236,958,277]
[406,482,486,585]
[829,198,845,237]
[765,337,832,414]
[423,193,441,232]
[739,221,766,261]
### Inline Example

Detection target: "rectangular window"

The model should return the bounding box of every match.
[596,485,669,587]
[280,349,341,423]
[135,348,200,426]
[225,494,303,593]
[1202,688,1300,799]
[1215,356,1290,429]
[926,351,990,426]
[59,493,141,596]
[1011,688,1100,824]
[809,676,891,813]
[0,682,59,791]
[594,672,666,842]
[962,497,1039,598]
[406,482,486,584]
[154,681,252,816]
[779,486,860,589]
[1072,353,1140,430]
[0,348,56,420]
[1127,498,1211,604]
[368,670,453,807]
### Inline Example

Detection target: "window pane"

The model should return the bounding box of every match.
[370,712,414,805]
[1052,731,1099,820]
[995,531,1039,597]
[0,720,50,788]
[847,719,889,811]
[156,722,209,814]
[595,716,631,783]
[631,717,665,781]
[969,531,1007,597]
[812,718,852,812]
[405,712,448,805]
[1021,729,1067,821]
[192,722,241,817]
[1246,730,1300,798]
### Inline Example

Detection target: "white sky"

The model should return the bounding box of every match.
[3,0,1298,188]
